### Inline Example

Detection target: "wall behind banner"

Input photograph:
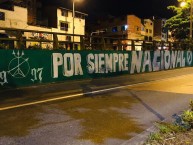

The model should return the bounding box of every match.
[0,50,192,88]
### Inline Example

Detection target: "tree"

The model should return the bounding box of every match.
[166,0,191,41]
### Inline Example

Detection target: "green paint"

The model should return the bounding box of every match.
[0,50,192,88]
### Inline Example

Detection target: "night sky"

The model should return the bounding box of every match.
[43,0,178,20]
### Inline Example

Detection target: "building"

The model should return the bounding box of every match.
[127,15,142,40]
[94,15,153,39]
[93,15,154,50]
[141,19,154,41]
[153,18,171,42]
[0,0,87,49]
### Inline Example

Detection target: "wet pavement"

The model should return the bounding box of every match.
[1,68,193,145]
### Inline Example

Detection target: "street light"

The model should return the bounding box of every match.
[89,30,106,49]
[190,0,193,40]
[180,1,187,7]
[72,0,81,50]
[180,0,193,40]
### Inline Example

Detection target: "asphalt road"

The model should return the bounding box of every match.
[1,68,193,145]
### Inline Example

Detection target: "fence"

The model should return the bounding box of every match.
[0,27,192,51]
[0,28,192,88]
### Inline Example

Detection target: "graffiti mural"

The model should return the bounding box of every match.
[0,50,192,88]
[7,51,30,78]
[0,71,7,86]
[31,68,43,82]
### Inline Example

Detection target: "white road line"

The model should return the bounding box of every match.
[0,73,193,111]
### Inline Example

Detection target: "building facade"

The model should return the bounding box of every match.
[141,19,154,41]
[95,15,153,40]
[0,1,87,49]
[153,18,171,42]
[94,15,154,50]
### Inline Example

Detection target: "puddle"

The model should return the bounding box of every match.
[0,106,42,137]
[55,90,144,144]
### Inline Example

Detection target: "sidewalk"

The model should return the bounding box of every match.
[1,67,193,110]
[1,67,193,145]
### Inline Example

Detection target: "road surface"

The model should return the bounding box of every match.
[1,68,193,145]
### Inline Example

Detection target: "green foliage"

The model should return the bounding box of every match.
[157,122,186,133]
[189,99,193,110]
[182,110,193,126]
[148,132,162,141]
[146,100,193,144]
[166,0,191,40]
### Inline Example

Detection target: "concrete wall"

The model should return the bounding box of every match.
[0,50,192,88]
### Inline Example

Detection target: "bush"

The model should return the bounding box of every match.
[181,110,193,127]
[145,101,193,144]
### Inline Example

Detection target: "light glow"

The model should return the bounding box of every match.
[180,1,187,7]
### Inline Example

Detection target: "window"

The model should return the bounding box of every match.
[149,29,152,33]
[121,25,128,31]
[144,36,148,41]
[75,13,85,19]
[0,12,5,21]
[112,27,118,32]
[136,26,140,31]
[61,10,68,17]
[66,36,71,41]
[146,29,148,33]
[60,22,68,31]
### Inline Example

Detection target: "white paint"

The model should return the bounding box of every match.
[176,51,182,67]
[98,54,105,73]
[124,54,129,71]
[181,51,186,67]
[160,51,164,70]
[74,53,83,75]
[113,53,118,72]
[87,54,95,74]
[0,71,8,86]
[142,51,152,72]
[164,50,171,70]
[86,53,128,74]
[119,54,124,71]
[52,53,63,78]
[105,54,113,73]
[8,51,30,79]
[52,53,83,78]
[31,68,43,82]
[130,51,142,74]
[63,53,74,77]
[187,51,193,66]
[152,50,160,71]
[94,54,99,73]
[171,51,177,69]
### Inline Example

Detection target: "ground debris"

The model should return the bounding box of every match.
[145,130,193,145]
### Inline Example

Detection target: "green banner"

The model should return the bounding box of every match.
[0,50,192,88]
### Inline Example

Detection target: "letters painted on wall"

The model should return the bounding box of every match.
[0,50,192,88]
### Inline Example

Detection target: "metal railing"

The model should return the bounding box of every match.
[0,27,192,51]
